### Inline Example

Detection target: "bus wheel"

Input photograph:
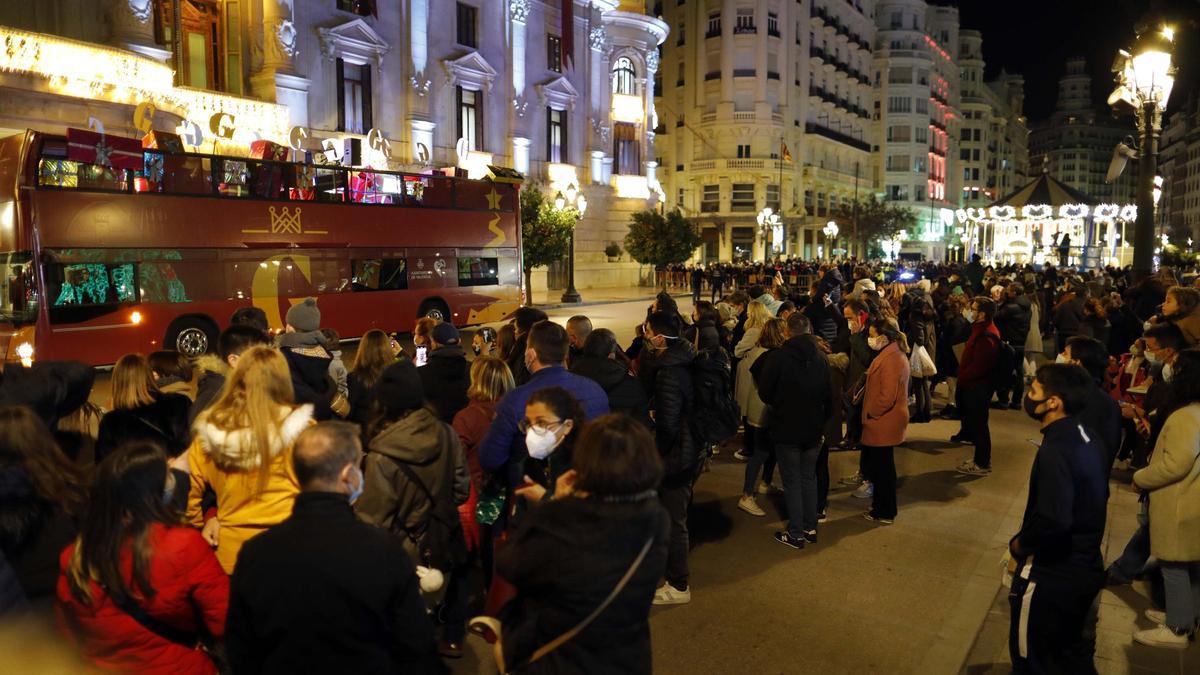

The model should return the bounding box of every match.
[418,299,451,323]
[166,317,218,357]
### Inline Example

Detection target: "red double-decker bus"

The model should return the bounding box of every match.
[0,130,522,366]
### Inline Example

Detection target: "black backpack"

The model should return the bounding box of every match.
[394,454,467,573]
[987,333,1018,390]
[690,351,741,446]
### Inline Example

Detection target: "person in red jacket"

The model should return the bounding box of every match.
[955,297,1002,476]
[57,441,228,675]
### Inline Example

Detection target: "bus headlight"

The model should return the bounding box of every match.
[130,311,143,325]
[15,342,33,367]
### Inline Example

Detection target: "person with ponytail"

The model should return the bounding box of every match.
[186,346,313,574]
[57,441,228,673]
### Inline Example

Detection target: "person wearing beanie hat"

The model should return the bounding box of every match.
[418,323,470,423]
[278,298,337,421]
[356,361,469,609]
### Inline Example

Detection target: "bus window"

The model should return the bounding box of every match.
[38,158,128,191]
[46,262,138,323]
[0,252,38,324]
[457,257,499,287]
[352,259,407,291]
[315,167,348,203]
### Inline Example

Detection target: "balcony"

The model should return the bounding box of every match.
[767,70,780,80]
[684,158,788,173]
[809,46,827,60]
[768,28,780,38]
[733,24,757,35]
[930,119,946,132]
[704,71,720,81]
[733,68,756,78]
[706,28,721,39]
[804,123,870,153]
[701,201,720,212]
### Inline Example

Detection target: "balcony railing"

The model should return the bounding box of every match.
[733,24,756,35]
[704,71,720,81]
[804,123,870,152]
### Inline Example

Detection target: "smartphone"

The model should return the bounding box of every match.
[415,345,428,367]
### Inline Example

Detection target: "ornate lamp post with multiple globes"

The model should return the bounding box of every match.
[1110,21,1176,279]
[822,220,839,261]
[555,183,587,304]
[756,207,781,261]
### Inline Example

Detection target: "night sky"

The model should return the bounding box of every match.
[951,0,1200,121]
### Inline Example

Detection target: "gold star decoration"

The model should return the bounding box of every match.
[485,188,502,210]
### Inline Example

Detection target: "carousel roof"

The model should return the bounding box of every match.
[990,173,1096,208]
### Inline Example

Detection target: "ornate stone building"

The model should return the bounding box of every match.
[0,0,666,291]
[957,30,1028,215]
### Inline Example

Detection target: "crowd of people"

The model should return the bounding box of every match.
[0,252,1199,673]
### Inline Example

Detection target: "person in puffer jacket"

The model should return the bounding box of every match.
[58,441,228,675]
[186,347,312,574]
[277,298,337,421]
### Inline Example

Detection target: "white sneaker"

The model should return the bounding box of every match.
[956,462,992,476]
[839,471,863,487]
[652,584,691,606]
[738,495,766,516]
[1133,625,1190,649]
[756,481,774,495]
[732,449,750,462]
[852,481,874,499]
[1144,608,1166,625]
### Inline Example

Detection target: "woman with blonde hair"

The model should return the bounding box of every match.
[734,300,773,359]
[347,328,396,428]
[737,318,787,515]
[187,346,313,574]
[95,353,191,463]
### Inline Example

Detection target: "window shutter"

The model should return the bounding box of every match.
[336,57,346,132]
[361,65,373,131]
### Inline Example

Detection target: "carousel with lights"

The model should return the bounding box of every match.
[954,170,1139,268]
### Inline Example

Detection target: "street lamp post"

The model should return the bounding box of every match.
[556,183,587,304]
[756,207,781,262]
[822,220,839,261]
[1111,22,1176,280]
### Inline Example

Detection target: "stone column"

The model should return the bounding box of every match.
[107,0,171,61]
[754,0,767,103]
[251,0,309,114]
[588,23,609,185]
[510,0,529,124]
[720,0,734,104]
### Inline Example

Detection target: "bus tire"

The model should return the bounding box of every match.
[166,316,218,357]
[418,299,451,323]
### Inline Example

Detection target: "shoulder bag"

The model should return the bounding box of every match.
[471,534,655,674]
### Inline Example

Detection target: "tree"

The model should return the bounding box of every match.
[624,209,703,288]
[831,195,918,257]
[519,186,576,304]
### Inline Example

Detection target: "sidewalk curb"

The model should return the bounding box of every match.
[531,290,691,312]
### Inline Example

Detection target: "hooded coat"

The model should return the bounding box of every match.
[570,355,650,427]
[356,407,469,567]
[186,405,312,573]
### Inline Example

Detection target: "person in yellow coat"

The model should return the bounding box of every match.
[186,346,314,574]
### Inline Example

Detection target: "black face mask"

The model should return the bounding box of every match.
[1022,393,1048,421]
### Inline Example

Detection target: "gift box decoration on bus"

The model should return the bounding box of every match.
[66,128,144,171]
[249,140,288,199]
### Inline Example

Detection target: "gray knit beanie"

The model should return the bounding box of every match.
[285,297,321,332]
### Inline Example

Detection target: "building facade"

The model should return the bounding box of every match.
[871,0,961,260]
[654,0,876,262]
[957,30,1028,216]
[0,0,666,291]
[1157,98,1200,246]
[1028,57,1138,206]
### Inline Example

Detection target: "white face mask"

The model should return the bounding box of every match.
[1162,362,1175,382]
[962,309,977,323]
[867,335,888,351]
[525,426,564,460]
[1055,353,1069,364]
[1145,349,1163,365]
[348,465,364,505]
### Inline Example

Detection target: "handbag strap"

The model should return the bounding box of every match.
[522,535,655,669]
[105,587,199,649]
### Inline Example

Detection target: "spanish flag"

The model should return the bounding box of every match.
[781,141,793,162]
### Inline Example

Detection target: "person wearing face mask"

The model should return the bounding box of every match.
[57,441,229,674]
[954,297,1002,476]
[227,422,443,673]
[638,311,700,605]
[478,321,608,497]
[857,319,909,525]
[511,387,584,506]
[506,307,550,386]
[1007,364,1109,675]
[472,326,498,358]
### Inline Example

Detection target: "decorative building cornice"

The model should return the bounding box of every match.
[645,49,658,75]
[127,0,153,23]
[589,26,608,52]
[318,18,389,66]
[536,76,580,111]
[410,73,432,97]
[442,51,498,92]
[509,0,530,24]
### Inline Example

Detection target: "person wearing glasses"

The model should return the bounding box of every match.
[512,387,584,505]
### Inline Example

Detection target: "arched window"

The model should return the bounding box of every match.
[611,56,637,95]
